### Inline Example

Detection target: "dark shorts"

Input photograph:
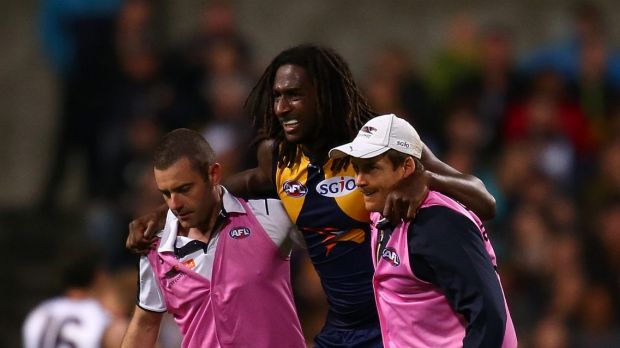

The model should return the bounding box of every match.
[314,323,383,348]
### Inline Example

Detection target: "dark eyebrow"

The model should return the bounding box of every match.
[274,86,303,93]
[174,183,192,191]
[159,183,193,195]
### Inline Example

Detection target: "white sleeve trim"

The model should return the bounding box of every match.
[137,256,166,312]
[247,199,298,252]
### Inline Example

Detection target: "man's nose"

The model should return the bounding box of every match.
[355,173,367,187]
[275,97,291,116]
[169,194,183,211]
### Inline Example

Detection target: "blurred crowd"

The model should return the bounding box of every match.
[23,0,620,347]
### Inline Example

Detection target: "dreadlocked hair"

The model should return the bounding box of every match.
[246,44,376,171]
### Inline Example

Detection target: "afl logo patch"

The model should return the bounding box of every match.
[381,247,401,266]
[283,180,308,197]
[229,227,251,239]
[316,176,357,197]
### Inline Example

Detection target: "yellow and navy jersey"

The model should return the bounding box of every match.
[275,150,379,328]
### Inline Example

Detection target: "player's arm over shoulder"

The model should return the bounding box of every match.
[247,198,302,256]
[420,144,496,220]
[223,139,276,198]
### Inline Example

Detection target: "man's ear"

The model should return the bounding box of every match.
[402,156,416,178]
[208,163,222,185]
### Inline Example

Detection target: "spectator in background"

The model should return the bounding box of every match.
[440,102,485,174]
[199,39,256,177]
[606,104,620,138]
[521,1,620,90]
[22,241,128,348]
[582,138,620,216]
[503,69,594,191]
[87,110,164,269]
[506,206,553,320]
[425,13,481,107]
[518,2,620,187]
[453,24,524,157]
[103,0,165,200]
[568,31,620,146]
[88,11,167,265]
[476,142,535,263]
[192,0,251,56]
[501,168,589,346]
[437,25,523,181]
[547,233,585,320]
[531,317,570,348]
[582,198,620,318]
[520,2,620,162]
[38,0,123,208]
[364,44,438,149]
[87,0,175,270]
[163,0,252,132]
[574,283,620,347]
[159,1,256,175]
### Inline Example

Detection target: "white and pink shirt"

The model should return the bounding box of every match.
[138,187,305,348]
[370,191,517,348]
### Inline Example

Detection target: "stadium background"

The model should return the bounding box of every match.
[3,0,620,347]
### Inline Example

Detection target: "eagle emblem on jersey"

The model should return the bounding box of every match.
[282,180,308,197]
[381,247,401,266]
[302,227,365,256]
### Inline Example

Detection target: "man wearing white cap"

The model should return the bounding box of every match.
[330,114,518,348]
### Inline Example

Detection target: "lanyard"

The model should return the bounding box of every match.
[375,218,394,263]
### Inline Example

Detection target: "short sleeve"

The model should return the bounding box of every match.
[137,256,166,312]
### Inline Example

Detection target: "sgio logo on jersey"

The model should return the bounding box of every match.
[229,227,251,239]
[316,176,357,197]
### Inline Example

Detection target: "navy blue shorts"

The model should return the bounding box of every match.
[313,323,383,348]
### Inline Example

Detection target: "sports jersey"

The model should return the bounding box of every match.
[275,150,378,329]
[370,191,517,348]
[138,187,305,348]
[22,297,111,348]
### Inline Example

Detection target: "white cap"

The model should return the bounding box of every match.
[329,114,423,159]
